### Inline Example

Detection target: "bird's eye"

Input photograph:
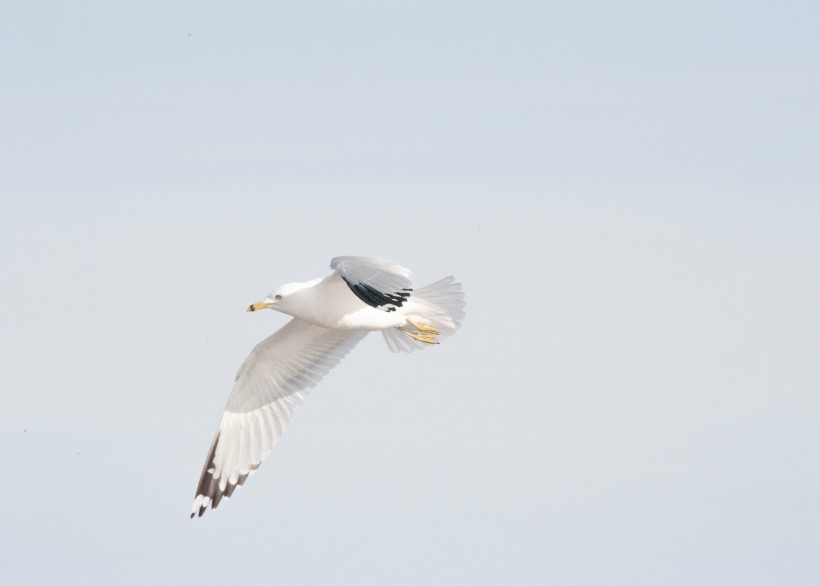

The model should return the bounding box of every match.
[274,294,282,301]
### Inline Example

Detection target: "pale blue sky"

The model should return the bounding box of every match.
[2,1,819,584]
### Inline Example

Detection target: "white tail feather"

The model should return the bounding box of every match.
[382,276,465,353]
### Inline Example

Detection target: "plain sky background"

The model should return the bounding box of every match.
[2,1,819,584]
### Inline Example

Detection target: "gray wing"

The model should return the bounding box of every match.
[191,318,367,518]
[330,256,414,311]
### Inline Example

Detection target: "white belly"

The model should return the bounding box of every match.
[287,275,404,330]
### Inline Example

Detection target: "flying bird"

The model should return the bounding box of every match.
[191,256,465,517]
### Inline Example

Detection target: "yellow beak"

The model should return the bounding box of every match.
[247,301,273,312]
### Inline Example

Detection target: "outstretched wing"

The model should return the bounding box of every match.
[330,256,414,311]
[191,318,367,518]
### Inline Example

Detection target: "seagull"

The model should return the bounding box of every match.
[191,256,465,517]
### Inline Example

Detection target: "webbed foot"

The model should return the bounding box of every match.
[406,319,440,335]
[397,326,440,345]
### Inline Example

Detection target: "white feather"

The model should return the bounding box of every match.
[191,319,366,517]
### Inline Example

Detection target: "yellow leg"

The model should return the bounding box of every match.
[406,318,440,335]
[397,328,439,344]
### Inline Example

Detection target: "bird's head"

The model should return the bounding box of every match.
[246,282,306,313]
